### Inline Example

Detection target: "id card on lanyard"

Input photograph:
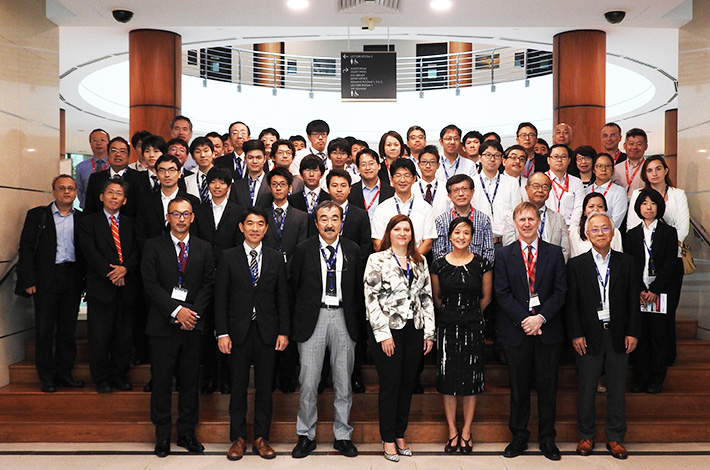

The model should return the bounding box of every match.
[595,261,611,321]
[172,241,189,301]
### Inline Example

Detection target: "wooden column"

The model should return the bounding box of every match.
[448,42,472,88]
[665,108,678,185]
[553,30,606,149]
[254,42,284,88]
[129,29,181,162]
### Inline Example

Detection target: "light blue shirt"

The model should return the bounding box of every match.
[361,180,381,223]
[75,156,107,208]
[52,202,76,264]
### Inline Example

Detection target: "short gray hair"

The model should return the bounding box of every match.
[584,211,614,234]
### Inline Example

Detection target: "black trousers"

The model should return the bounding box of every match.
[502,336,562,445]
[150,329,203,441]
[32,264,81,384]
[229,321,276,441]
[633,311,675,389]
[369,320,423,442]
[87,295,133,383]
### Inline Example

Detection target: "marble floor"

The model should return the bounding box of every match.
[1,442,709,469]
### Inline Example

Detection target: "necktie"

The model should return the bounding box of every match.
[235,156,243,179]
[527,245,536,294]
[178,241,187,273]
[249,250,259,320]
[326,245,337,297]
[199,174,210,204]
[425,183,433,204]
[96,159,104,173]
[275,207,284,227]
[150,174,160,193]
[307,191,317,215]
[110,215,123,264]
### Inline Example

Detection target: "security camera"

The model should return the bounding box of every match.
[604,10,626,24]
[112,9,134,23]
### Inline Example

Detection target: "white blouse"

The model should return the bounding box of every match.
[626,186,690,243]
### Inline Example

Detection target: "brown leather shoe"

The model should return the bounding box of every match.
[227,437,246,461]
[607,441,628,459]
[253,437,276,459]
[576,439,594,456]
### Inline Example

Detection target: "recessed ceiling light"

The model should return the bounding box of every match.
[26,148,36,152]
[287,0,309,10]
[431,0,452,11]
[699,149,707,153]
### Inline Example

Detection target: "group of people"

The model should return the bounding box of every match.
[16,116,689,461]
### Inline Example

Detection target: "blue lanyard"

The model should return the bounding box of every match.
[479,174,500,216]
[394,197,414,217]
[320,241,340,271]
[392,251,411,285]
[443,157,460,180]
[177,241,189,286]
[594,260,611,305]
[418,180,437,204]
[538,208,547,239]
[643,228,656,274]
[273,207,287,250]
[340,205,349,233]
[248,250,261,286]
[248,175,258,204]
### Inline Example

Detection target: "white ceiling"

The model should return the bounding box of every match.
[51,0,692,154]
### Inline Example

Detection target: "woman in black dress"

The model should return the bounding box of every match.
[430,217,493,453]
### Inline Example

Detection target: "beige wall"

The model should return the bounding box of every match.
[0,0,60,385]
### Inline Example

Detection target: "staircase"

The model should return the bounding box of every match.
[0,316,709,443]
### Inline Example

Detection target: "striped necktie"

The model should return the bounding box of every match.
[110,215,123,264]
[199,174,210,204]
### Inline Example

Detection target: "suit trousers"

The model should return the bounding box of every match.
[229,320,276,441]
[369,320,423,442]
[32,263,81,384]
[297,307,355,440]
[632,311,674,388]
[502,335,562,444]
[150,328,203,441]
[87,295,133,383]
[576,328,628,442]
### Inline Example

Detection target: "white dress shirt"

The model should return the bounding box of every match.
[545,171,584,227]
[411,178,451,219]
[319,235,344,305]
[435,155,478,184]
[371,194,438,246]
[473,171,522,237]
[587,180,628,229]
[160,187,180,218]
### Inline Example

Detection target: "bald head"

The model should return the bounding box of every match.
[553,123,572,146]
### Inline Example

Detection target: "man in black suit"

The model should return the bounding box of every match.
[191,166,244,395]
[494,201,567,461]
[567,211,641,460]
[78,177,140,393]
[215,206,290,460]
[516,122,549,176]
[348,148,395,224]
[17,175,85,393]
[135,154,200,248]
[290,201,364,459]
[215,121,250,182]
[141,196,215,457]
[288,155,331,236]
[264,167,308,393]
[230,139,272,208]
[83,137,144,217]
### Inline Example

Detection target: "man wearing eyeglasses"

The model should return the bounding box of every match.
[76,129,110,208]
[83,137,144,218]
[141,196,215,458]
[412,145,449,217]
[271,139,304,193]
[136,154,200,248]
[170,115,197,171]
[436,124,477,184]
[516,122,549,177]
[291,119,331,176]
[600,122,627,165]
[566,211,640,460]
[215,121,251,182]
[502,145,529,200]
[545,144,585,227]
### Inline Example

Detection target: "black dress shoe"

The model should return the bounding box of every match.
[55,376,84,388]
[630,383,645,393]
[143,380,152,393]
[111,380,133,391]
[220,381,231,394]
[351,380,366,394]
[154,439,170,457]
[177,434,205,453]
[412,379,424,395]
[96,380,113,394]
[201,379,217,395]
[645,384,662,394]
[40,382,57,393]
[334,439,358,457]
[503,440,528,458]
[539,442,561,461]
[280,383,296,394]
[292,435,316,458]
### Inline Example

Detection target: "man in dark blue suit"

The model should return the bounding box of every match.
[494,201,567,461]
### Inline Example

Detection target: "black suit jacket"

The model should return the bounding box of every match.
[83,168,144,218]
[230,174,272,208]
[215,152,245,182]
[494,239,567,347]
[141,234,215,336]
[263,205,308,261]
[78,211,140,302]
[17,204,85,293]
[348,180,395,211]
[624,221,682,298]
[214,245,290,345]
[288,189,331,236]
[191,201,245,260]
[341,204,372,267]
[289,236,364,343]
[566,250,642,355]
[135,189,200,248]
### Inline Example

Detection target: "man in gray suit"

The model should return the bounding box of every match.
[503,172,570,261]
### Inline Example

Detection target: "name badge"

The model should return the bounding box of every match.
[528,292,540,310]
[324,294,339,307]
[172,286,188,302]
[597,307,611,322]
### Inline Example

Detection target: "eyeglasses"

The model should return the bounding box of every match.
[505,156,527,163]
[309,132,328,138]
[110,147,128,155]
[529,183,551,191]
[441,137,459,143]
[408,134,425,140]
[275,150,293,157]
[231,130,249,136]
[105,189,124,197]
[330,151,348,157]
[517,133,537,139]
[270,181,289,188]
[168,211,192,219]
[449,187,472,194]
[55,186,76,192]
[576,156,592,161]
[419,160,438,167]
[595,164,613,170]
[391,173,413,181]
[589,226,611,235]
[169,147,186,154]
[157,167,179,175]
[359,161,378,168]
[549,154,569,160]
[481,152,502,159]
[602,133,619,139]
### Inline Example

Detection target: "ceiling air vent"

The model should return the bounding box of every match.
[338,0,401,13]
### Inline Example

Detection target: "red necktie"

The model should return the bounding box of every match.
[527,245,536,293]
[110,215,123,264]
[425,183,433,204]
[178,241,187,273]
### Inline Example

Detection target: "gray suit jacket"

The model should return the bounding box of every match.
[502,207,570,261]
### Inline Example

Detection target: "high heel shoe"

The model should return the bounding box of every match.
[383,442,399,462]
[459,435,473,453]
[444,433,460,453]
[395,442,412,456]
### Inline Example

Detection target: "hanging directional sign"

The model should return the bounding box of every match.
[341,51,396,101]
